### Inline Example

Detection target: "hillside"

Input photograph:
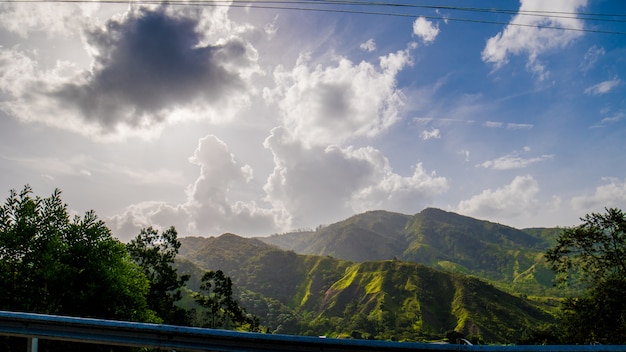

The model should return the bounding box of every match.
[261,208,562,296]
[177,233,557,343]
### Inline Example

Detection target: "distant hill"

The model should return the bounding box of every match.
[260,208,562,296]
[177,232,557,343]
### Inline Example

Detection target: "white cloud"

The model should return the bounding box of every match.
[108,128,449,240]
[265,47,412,146]
[584,79,621,96]
[4,152,186,186]
[484,121,534,130]
[571,177,626,212]
[600,112,625,124]
[412,17,439,44]
[481,0,588,78]
[457,175,540,219]
[0,1,99,37]
[479,147,554,170]
[420,128,441,140]
[107,135,281,241]
[507,123,534,130]
[360,38,376,52]
[263,127,449,228]
[484,121,504,128]
[264,14,279,40]
[580,45,605,73]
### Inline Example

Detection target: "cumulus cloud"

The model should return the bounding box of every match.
[412,17,439,44]
[457,175,540,219]
[360,38,377,52]
[1,6,259,140]
[265,47,412,146]
[479,147,554,170]
[571,177,626,212]
[107,135,280,241]
[584,78,621,96]
[482,0,588,78]
[0,1,98,37]
[420,128,441,140]
[263,127,449,228]
[108,128,449,240]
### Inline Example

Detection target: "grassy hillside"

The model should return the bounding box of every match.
[177,234,557,343]
[261,208,563,297]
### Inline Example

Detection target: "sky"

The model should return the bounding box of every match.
[1,0,625,242]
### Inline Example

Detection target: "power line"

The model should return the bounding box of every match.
[2,0,626,35]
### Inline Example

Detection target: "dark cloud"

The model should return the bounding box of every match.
[54,7,249,131]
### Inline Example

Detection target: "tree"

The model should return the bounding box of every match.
[545,208,626,344]
[127,226,191,325]
[0,185,156,351]
[194,270,259,331]
[0,185,153,320]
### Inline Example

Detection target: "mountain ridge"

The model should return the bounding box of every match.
[176,212,560,343]
[259,208,560,295]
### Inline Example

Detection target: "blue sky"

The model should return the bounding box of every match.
[0,0,625,241]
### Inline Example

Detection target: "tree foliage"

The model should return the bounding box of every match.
[546,208,626,344]
[127,226,191,325]
[194,270,259,331]
[0,185,153,321]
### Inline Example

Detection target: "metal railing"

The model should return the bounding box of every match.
[0,310,624,352]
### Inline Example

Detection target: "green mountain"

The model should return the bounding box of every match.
[177,233,557,343]
[261,208,562,296]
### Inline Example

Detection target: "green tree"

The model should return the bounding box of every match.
[0,185,156,351]
[545,208,626,344]
[127,226,191,325]
[0,185,153,321]
[194,270,259,331]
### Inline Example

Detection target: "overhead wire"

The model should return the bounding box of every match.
[1,0,626,34]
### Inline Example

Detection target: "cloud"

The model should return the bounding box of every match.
[484,121,504,128]
[108,128,449,240]
[479,147,554,170]
[184,135,279,235]
[481,0,588,78]
[264,14,279,39]
[263,127,449,227]
[580,45,605,73]
[457,175,540,219]
[571,177,626,212]
[584,78,621,96]
[484,121,534,130]
[265,47,412,146]
[3,152,186,186]
[0,1,98,37]
[107,134,280,241]
[420,128,441,140]
[1,6,260,140]
[360,38,377,52]
[412,17,439,44]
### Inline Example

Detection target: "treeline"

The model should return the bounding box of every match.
[0,186,257,352]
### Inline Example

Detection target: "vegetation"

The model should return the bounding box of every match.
[178,234,557,344]
[0,186,258,351]
[127,226,191,325]
[546,208,626,344]
[261,208,562,298]
[194,270,259,331]
[3,185,626,346]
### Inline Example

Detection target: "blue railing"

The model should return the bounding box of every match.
[0,310,624,352]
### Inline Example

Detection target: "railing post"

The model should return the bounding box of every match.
[27,337,38,352]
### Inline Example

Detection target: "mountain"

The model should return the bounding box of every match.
[177,233,557,343]
[261,208,562,295]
